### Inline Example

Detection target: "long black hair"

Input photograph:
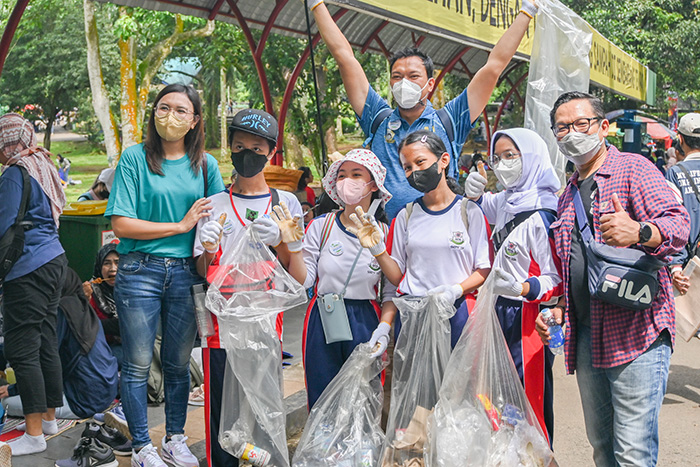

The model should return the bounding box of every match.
[398,130,464,195]
[144,84,205,176]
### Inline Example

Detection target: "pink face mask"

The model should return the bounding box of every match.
[336,178,372,205]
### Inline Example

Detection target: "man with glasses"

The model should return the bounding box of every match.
[535,91,689,466]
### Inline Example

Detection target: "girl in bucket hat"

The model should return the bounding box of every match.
[281,148,392,409]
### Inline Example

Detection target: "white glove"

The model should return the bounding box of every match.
[428,284,464,304]
[271,201,305,252]
[368,321,391,358]
[492,268,524,298]
[521,0,538,18]
[305,0,323,10]
[199,220,224,253]
[464,172,487,200]
[347,206,386,256]
[251,216,282,247]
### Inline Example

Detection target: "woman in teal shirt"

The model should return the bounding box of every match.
[105,84,225,467]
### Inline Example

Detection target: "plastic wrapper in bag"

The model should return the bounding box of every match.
[381,294,455,466]
[425,277,557,467]
[293,343,388,467]
[524,0,593,183]
[206,228,307,467]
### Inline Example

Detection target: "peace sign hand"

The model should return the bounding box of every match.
[347,206,386,256]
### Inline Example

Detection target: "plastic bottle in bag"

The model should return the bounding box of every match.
[221,431,271,467]
[191,283,215,338]
[540,309,564,355]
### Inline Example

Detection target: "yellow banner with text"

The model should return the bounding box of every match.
[354,0,535,56]
[588,28,647,102]
[347,0,650,101]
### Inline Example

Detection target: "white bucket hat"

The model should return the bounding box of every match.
[322,148,392,208]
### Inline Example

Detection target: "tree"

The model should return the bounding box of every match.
[0,0,90,149]
[562,0,700,106]
[83,2,214,161]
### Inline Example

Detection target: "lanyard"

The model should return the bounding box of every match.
[229,188,272,227]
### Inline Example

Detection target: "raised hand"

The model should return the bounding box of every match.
[347,206,385,256]
[271,201,305,252]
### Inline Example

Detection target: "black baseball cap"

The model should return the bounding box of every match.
[228,109,278,146]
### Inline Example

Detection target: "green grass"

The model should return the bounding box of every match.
[51,142,235,200]
[50,141,110,200]
[49,136,371,201]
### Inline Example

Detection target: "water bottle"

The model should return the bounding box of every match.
[540,308,564,355]
[191,283,214,339]
[220,431,271,467]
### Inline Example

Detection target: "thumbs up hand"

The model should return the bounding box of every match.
[599,193,640,247]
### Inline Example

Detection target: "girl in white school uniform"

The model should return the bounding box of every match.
[352,130,492,356]
[463,128,562,444]
[284,149,393,409]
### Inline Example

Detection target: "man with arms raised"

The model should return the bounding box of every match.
[307,0,538,218]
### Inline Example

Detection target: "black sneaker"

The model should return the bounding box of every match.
[83,422,132,456]
[55,437,118,467]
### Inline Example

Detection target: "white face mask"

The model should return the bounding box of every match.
[493,157,523,189]
[557,131,604,166]
[391,79,429,109]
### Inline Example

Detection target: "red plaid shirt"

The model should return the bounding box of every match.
[552,146,690,373]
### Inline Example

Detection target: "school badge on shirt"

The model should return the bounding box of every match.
[246,208,259,222]
[504,241,519,258]
[449,231,465,247]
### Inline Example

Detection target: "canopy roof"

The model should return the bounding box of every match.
[97,0,530,81]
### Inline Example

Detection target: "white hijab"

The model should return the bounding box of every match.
[490,128,560,227]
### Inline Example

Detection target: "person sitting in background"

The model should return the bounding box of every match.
[296,166,316,206]
[83,244,122,368]
[77,168,115,201]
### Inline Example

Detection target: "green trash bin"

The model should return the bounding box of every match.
[59,201,118,281]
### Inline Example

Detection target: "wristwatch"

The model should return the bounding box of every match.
[638,222,652,244]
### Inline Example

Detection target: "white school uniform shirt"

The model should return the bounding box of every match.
[387,196,491,298]
[193,189,303,257]
[481,191,562,303]
[303,213,388,300]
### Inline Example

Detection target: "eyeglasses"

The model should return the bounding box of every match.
[551,117,601,137]
[489,150,521,167]
[154,104,196,121]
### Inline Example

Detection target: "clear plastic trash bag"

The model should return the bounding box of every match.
[206,228,307,466]
[206,227,307,319]
[293,343,388,467]
[381,294,456,466]
[524,0,593,184]
[425,277,557,467]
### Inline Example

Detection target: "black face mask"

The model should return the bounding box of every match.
[407,161,443,193]
[231,149,268,178]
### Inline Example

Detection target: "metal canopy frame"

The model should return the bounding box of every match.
[0,0,530,161]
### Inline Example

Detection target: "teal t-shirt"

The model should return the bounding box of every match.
[105,143,226,258]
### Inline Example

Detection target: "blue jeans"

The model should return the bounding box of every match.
[114,252,202,449]
[575,325,671,467]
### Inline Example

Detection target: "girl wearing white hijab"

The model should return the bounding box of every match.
[464,127,562,446]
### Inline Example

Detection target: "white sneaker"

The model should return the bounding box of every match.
[161,435,198,467]
[131,443,166,467]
